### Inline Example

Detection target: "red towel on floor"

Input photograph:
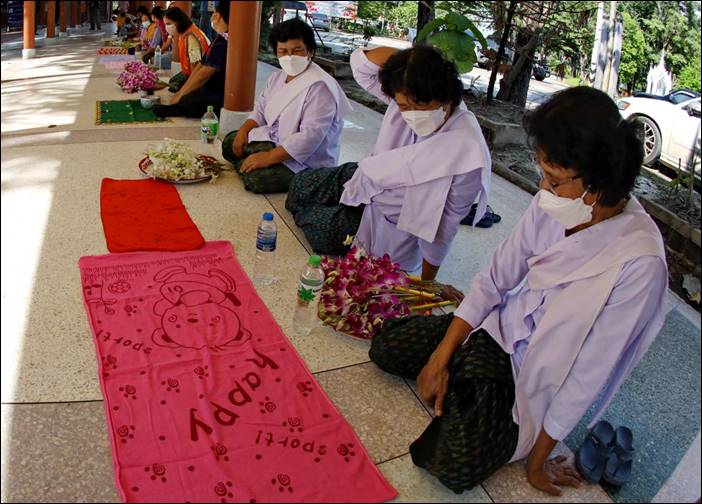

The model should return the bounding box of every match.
[78,241,397,503]
[100,178,204,253]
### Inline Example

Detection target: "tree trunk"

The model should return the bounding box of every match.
[487,0,517,104]
[496,27,539,108]
[417,0,434,33]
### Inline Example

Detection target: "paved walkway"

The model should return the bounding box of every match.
[1,28,699,503]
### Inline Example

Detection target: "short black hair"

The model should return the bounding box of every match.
[524,86,643,207]
[136,6,149,16]
[151,6,164,20]
[268,18,316,54]
[379,45,463,107]
[164,6,193,34]
[215,1,230,23]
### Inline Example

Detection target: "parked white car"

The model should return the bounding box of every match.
[617,92,701,181]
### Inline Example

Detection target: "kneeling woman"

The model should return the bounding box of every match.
[369,87,668,495]
[221,19,351,194]
[285,46,491,280]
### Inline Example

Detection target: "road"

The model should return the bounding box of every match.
[316,30,570,109]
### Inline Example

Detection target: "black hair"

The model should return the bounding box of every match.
[214,1,230,23]
[113,8,119,15]
[379,45,462,107]
[164,6,193,34]
[136,6,150,16]
[524,86,643,207]
[151,6,164,20]
[268,18,316,54]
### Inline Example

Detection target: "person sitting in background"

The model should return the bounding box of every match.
[221,18,351,194]
[118,15,139,40]
[141,7,171,68]
[285,45,490,279]
[137,7,160,52]
[153,1,230,118]
[160,6,210,93]
[368,86,667,496]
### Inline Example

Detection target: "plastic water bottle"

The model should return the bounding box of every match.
[293,255,325,335]
[200,105,219,143]
[254,212,277,285]
[154,45,162,69]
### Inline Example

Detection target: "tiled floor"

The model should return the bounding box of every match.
[1,27,698,503]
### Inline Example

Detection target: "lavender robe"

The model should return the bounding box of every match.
[340,49,491,271]
[248,63,351,173]
[455,194,668,461]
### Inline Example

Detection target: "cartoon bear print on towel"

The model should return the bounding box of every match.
[83,281,117,315]
[151,266,251,352]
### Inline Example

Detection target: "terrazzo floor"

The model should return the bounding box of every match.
[2,26,698,503]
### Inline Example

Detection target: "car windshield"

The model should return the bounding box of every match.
[312,13,327,20]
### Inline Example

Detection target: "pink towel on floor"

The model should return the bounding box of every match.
[79,241,397,503]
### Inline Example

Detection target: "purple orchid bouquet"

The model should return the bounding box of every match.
[318,247,457,340]
[117,61,158,93]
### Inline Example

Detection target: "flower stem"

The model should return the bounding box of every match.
[409,300,456,311]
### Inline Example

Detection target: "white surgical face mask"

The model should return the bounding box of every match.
[400,107,446,136]
[538,189,595,229]
[279,55,310,76]
[142,20,151,28]
[165,23,176,36]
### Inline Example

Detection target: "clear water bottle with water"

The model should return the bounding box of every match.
[200,105,218,143]
[154,45,162,69]
[293,255,325,335]
[254,212,277,285]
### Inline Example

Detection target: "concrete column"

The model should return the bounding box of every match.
[59,0,67,35]
[23,1,37,59]
[46,0,56,41]
[220,1,262,136]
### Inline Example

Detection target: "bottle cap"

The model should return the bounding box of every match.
[263,212,274,221]
[207,105,213,112]
[308,255,321,267]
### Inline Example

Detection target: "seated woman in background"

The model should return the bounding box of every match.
[369,87,667,495]
[153,1,229,118]
[141,7,171,68]
[136,7,160,52]
[221,18,351,194]
[160,6,209,93]
[286,45,490,281]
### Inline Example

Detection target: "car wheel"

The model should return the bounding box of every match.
[534,74,545,81]
[636,116,662,165]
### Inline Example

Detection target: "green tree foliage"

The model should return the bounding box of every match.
[619,11,647,90]
[416,11,487,72]
[619,1,701,90]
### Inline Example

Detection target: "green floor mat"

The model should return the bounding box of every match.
[95,100,171,125]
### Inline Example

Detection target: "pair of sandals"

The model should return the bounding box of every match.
[460,204,502,228]
[576,420,635,486]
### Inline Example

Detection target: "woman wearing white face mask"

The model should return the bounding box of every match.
[286,45,492,282]
[221,18,351,194]
[153,2,229,119]
[156,6,209,95]
[368,87,668,496]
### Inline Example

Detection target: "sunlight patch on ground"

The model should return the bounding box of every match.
[0,155,59,401]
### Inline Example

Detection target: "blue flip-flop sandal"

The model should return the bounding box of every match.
[603,426,634,486]
[576,420,615,483]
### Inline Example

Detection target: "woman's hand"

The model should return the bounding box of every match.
[240,151,273,173]
[417,351,451,416]
[527,455,583,496]
[233,129,249,158]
